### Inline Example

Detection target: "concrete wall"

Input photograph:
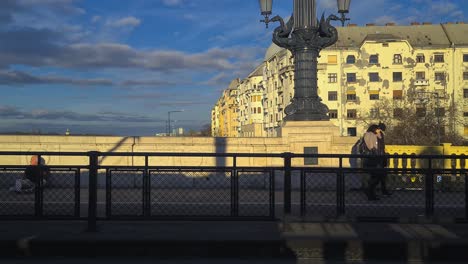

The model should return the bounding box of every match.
[0,121,466,169]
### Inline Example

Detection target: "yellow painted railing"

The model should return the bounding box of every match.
[386,143,468,169]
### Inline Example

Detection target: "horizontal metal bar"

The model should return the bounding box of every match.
[0,151,465,159]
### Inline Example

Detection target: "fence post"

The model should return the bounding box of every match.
[34,154,43,218]
[425,158,434,219]
[231,155,238,217]
[284,152,292,215]
[337,157,345,218]
[144,155,150,218]
[87,151,99,232]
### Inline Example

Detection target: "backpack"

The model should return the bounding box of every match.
[356,136,371,155]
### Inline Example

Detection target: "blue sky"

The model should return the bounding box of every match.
[0,0,466,136]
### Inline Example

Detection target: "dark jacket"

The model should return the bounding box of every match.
[25,166,50,182]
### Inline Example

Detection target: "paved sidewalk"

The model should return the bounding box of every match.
[0,220,468,262]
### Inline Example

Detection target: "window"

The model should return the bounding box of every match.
[416,71,426,80]
[393,72,402,82]
[464,89,468,98]
[465,126,468,136]
[393,54,402,64]
[435,72,445,81]
[394,108,403,118]
[347,73,356,83]
[329,110,338,119]
[347,127,357,136]
[434,54,444,63]
[416,107,426,117]
[464,72,468,80]
[328,73,337,83]
[257,107,261,114]
[346,93,356,101]
[464,112,468,117]
[328,55,337,64]
[369,72,379,82]
[435,108,445,117]
[464,54,468,62]
[416,54,425,63]
[393,90,403,100]
[347,109,357,119]
[369,93,379,100]
[328,91,338,101]
[369,55,379,64]
[346,55,356,64]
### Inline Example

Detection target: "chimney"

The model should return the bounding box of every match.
[366,23,376,26]
[422,22,432,25]
[385,22,396,26]
[348,23,357,27]
[411,22,420,25]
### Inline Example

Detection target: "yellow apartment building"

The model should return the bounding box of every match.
[212,22,468,140]
[212,78,240,137]
[237,64,265,137]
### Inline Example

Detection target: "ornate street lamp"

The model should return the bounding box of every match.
[259,0,351,121]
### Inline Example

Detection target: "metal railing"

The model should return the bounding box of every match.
[0,151,467,231]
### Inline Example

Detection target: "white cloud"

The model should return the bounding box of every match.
[373,15,397,25]
[162,0,184,7]
[106,16,141,28]
[91,15,101,23]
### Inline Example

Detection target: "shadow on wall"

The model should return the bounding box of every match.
[349,138,360,168]
[98,136,140,165]
[215,137,227,168]
[418,146,444,169]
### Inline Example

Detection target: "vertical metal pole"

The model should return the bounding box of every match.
[232,156,238,217]
[436,95,441,145]
[463,160,467,221]
[284,152,292,214]
[337,157,345,217]
[144,155,150,218]
[425,158,434,218]
[35,154,43,218]
[74,169,81,218]
[300,170,306,217]
[168,112,171,136]
[270,169,276,219]
[87,151,98,232]
[105,169,111,219]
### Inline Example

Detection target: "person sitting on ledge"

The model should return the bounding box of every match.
[10,155,49,193]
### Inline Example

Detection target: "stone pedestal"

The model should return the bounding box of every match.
[279,120,342,167]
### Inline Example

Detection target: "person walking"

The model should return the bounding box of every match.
[377,122,392,196]
[362,124,384,200]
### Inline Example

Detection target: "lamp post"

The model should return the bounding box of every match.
[258,0,351,121]
[167,110,183,136]
[416,91,445,145]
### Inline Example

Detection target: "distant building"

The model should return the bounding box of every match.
[212,22,468,139]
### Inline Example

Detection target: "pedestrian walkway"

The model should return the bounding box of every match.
[0,220,468,262]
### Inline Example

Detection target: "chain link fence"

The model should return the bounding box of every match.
[0,152,466,224]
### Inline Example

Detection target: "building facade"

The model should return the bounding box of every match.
[212,22,468,139]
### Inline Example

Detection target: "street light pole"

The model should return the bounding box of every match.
[258,0,351,121]
[167,110,184,136]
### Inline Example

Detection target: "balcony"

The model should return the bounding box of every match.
[414,79,429,86]
[278,65,294,76]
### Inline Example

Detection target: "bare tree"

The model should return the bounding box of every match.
[356,97,465,145]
